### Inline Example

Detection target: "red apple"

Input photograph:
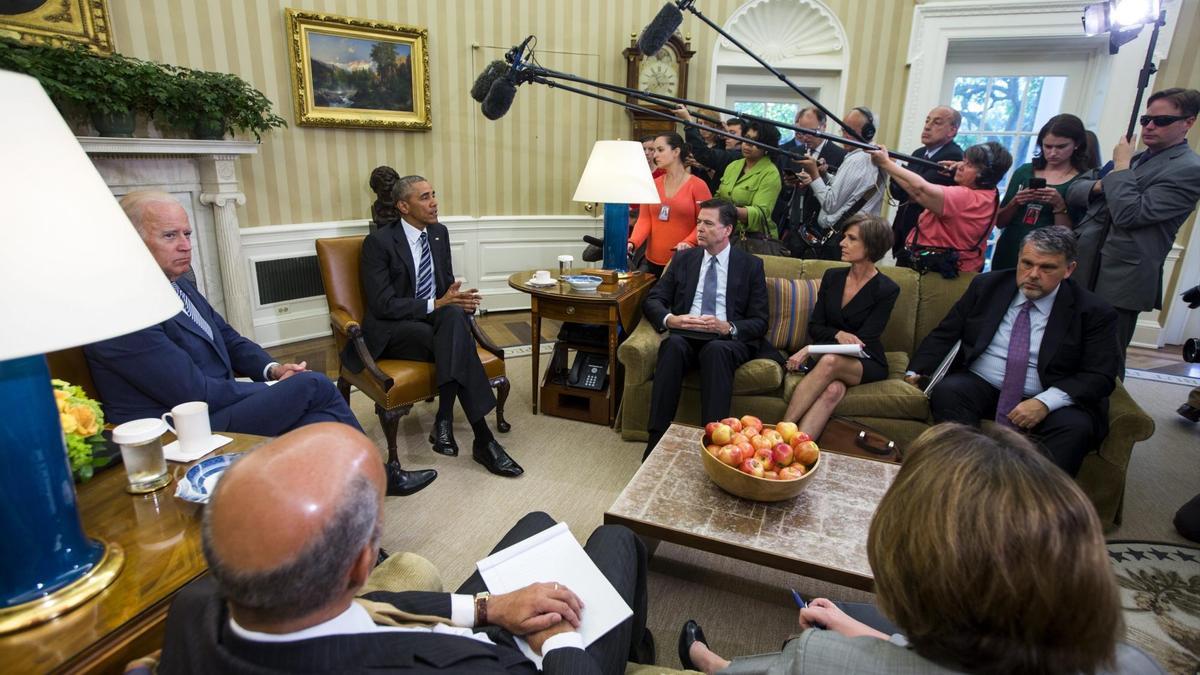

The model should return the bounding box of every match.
[730,432,749,446]
[705,421,723,437]
[741,425,759,438]
[791,431,813,446]
[739,415,763,433]
[706,443,722,456]
[721,417,743,433]
[739,457,765,477]
[754,447,775,472]
[795,440,820,466]
[761,430,784,447]
[775,421,799,443]
[778,465,805,480]
[711,423,733,445]
[717,444,742,466]
[750,434,773,452]
[735,441,753,458]
[772,442,795,467]
[763,470,779,480]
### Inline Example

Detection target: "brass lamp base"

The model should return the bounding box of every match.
[0,542,124,634]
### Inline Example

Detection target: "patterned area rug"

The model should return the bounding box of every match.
[1125,369,1200,387]
[1108,540,1200,674]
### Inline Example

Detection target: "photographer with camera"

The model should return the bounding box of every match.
[868,141,1012,277]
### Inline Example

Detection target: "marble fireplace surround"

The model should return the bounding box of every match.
[81,137,259,339]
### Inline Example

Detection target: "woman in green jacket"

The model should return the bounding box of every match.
[716,118,783,240]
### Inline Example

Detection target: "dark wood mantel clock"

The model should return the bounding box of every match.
[622,32,695,140]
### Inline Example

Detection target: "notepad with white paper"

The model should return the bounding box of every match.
[476,522,632,666]
[808,344,866,357]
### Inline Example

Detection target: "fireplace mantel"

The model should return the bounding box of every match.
[83,137,259,338]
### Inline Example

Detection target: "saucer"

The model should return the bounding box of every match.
[175,452,244,504]
[164,433,233,463]
[526,278,557,288]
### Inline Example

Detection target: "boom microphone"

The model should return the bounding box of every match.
[482,76,518,120]
[638,3,683,55]
[471,60,509,103]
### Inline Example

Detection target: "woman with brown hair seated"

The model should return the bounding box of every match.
[678,423,1161,674]
[781,214,898,440]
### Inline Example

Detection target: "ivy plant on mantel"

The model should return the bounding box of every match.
[0,37,286,141]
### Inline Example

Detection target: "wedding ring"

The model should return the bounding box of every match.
[554,583,559,590]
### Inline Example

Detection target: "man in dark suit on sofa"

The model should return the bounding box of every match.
[84,191,435,497]
[158,423,652,675]
[346,175,522,478]
[642,198,782,459]
[905,226,1119,475]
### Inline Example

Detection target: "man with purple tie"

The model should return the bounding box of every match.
[904,227,1119,475]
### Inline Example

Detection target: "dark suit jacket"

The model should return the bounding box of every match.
[909,271,1119,431]
[808,267,900,373]
[642,246,781,362]
[344,221,456,372]
[889,142,963,240]
[773,140,848,232]
[158,577,600,675]
[84,278,272,425]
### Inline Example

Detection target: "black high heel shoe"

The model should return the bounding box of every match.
[678,619,708,672]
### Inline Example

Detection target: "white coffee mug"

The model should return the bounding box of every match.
[533,269,552,282]
[162,401,211,454]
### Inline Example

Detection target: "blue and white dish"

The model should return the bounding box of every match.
[563,275,602,292]
[175,452,244,504]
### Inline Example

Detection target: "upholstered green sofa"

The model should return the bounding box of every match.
[616,256,1155,528]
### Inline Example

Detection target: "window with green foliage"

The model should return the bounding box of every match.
[951,75,1067,189]
[733,101,800,143]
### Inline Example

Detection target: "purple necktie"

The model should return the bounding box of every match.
[996,300,1034,427]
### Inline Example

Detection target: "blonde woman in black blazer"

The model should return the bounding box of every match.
[782,215,899,439]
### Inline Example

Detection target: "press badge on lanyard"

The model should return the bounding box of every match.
[1023,203,1043,225]
[658,205,671,221]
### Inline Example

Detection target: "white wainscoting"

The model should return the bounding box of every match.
[240,216,603,347]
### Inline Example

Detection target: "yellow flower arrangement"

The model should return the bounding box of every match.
[52,379,107,481]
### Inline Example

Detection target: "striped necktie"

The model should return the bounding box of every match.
[171,281,214,342]
[416,231,434,300]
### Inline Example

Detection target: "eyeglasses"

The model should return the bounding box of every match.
[1139,114,1191,127]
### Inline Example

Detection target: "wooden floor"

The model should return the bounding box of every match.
[268,310,1190,377]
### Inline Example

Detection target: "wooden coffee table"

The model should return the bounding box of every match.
[604,421,900,591]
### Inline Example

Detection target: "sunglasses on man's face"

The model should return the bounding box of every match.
[1139,114,1192,127]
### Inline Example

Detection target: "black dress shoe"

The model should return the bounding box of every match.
[1179,403,1200,423]
[428,419,459,456]
[472,439,524,477]
[384,463,438,496]
[678,619,707,672]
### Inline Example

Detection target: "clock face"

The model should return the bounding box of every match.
[638,49,679,97]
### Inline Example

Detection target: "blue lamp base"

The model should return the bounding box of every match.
[601,202,630,272]
[0,354,123,633]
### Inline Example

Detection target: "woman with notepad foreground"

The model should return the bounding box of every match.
[780,215,899,440]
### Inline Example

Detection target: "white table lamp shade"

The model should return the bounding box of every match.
[0,70,181,360]
[572,140,660,205]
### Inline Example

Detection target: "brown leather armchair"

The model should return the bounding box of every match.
[316,236,510,466]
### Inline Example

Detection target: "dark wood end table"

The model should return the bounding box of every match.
[508,270,655,425]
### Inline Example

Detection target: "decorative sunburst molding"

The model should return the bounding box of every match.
[721,0,845,62]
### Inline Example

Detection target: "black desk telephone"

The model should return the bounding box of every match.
[568,353,608,390]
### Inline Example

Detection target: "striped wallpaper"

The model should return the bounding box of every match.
[106,0,919,228]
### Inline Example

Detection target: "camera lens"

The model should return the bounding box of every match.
[1185,338,1199,364]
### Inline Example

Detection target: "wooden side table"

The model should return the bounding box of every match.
[508,271,655,425]
[0,433,265,674]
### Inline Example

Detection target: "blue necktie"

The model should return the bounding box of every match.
[700,257,718,316]
[416,232,434,300]
[171,281,214,342]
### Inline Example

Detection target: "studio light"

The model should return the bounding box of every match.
[1082,0,1161,53]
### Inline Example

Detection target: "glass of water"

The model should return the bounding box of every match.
[112,418,171,494]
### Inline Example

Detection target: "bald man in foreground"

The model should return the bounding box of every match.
[158,424,652,674]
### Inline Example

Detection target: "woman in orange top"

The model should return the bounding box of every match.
[628,132,713,276]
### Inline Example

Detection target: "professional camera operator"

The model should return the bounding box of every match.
[773,107,846,257]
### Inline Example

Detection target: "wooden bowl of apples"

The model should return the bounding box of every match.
[699,416,821,502]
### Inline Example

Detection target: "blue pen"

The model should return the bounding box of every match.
[790,588,807,609]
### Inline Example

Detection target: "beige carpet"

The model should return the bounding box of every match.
[348,356,1197,670]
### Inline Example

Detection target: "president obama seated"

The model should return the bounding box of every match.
[905,226,1119,475]
[157,424,651,674]
[642,198,782,460]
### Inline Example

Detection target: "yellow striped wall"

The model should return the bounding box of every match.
[107,0,917,228]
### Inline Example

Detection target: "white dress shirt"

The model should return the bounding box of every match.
[810,149,884,228]
[401,218,437,314]
[228,600,583,668]
[968,285,1075,412]
[662,244,732,329]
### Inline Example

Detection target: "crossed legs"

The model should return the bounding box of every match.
[782,354,862,440]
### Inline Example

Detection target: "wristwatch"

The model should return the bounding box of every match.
[474,591,490,626]
[729,323,738,338]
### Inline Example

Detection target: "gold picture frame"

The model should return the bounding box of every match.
[285,9,431,131]
[0,0,113,54]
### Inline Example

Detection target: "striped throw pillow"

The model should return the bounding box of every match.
[765,277,820,353]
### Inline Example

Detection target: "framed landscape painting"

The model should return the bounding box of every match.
[285,10,431,130]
